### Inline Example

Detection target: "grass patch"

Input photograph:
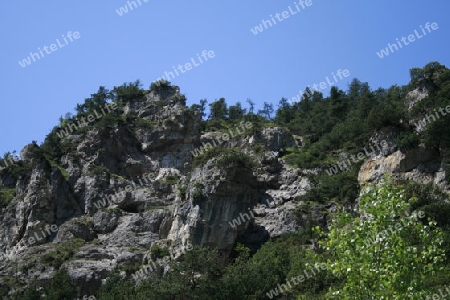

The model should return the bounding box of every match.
[162,175,179,185]
[136,118,157,129]
[0,187,16,206]
[89,164,113,177]
[41,238,85,268]
[49,160,69,182]
[192,147,257,170]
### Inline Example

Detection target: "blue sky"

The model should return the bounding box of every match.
[0,0,449,155]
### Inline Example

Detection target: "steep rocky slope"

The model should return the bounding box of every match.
[0,84,448,297]
[0,87,309,295]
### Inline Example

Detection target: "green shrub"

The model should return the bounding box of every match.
[397,131,420,151]
[251,143,266,154]
[112,80,144,102]
[177,184,187,199]
[48,160,69,182]
[192,182,205,202]
[193,147,257,171]
[89,164,112,176]
[162,175,179,184]
[0,187,16,206]
[136,118,156,129]
[217,148,256,170]
[41,239,85,268]
[149,245,171,261]
[150,79,171,91]
[0,160,33,182]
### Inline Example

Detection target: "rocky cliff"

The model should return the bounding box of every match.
[0,86,310,296]
[0,85,448,297]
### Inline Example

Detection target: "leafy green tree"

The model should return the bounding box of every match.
[301,87,313,112]
[318,179,446,299]
[76,86,111,114]
[150,79,171,91]
[257,102,274,119]
[275,97,294,125]
[134,247,223,299]
[97,272,137,299]
[190,98,208,118]
[209,98,228,120]
[246,98,255,114]
[410,61,446,94]
[111,80,143,102]
[327,86,347,122]
[228,101,246,120]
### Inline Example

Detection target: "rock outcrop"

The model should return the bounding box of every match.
[0,87,309,296]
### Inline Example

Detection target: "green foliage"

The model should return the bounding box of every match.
[162,174,179,184]
[135,118,156,129]
[404,181,450,228]
[42,269,77,300]
[257,101,274,119]
[97,271,137,299]
[192,146,257,172]
[209,98,227,120]
[318,179,446,299]
[177,184,187,199]
[228,101,246,120]
[0,186,15,206]
[150,79,171,91]
[217,148,257,170]
[202,118,230,132]
[112,80,144,102]
[149,245,170,261]
[5,62,450,300]
[299,169,360,206]
[89,164,112,177]
[40,130,77,160]
[282,144,327,168]
[192,182,205,202]
[41,239,85,268]
[0,154,33,182]
[190,98,208,118]
[48,159,69,182]
[397,131,420,151]
[251,142,266,154]
[409,61,447,93]
[12,269,77,300]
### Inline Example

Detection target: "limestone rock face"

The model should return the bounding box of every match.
[0,87,314,296]
[4,86,447,297]
[358,146,447,192]
[406,87,428,111]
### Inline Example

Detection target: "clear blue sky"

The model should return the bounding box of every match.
[1,0,449,155]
